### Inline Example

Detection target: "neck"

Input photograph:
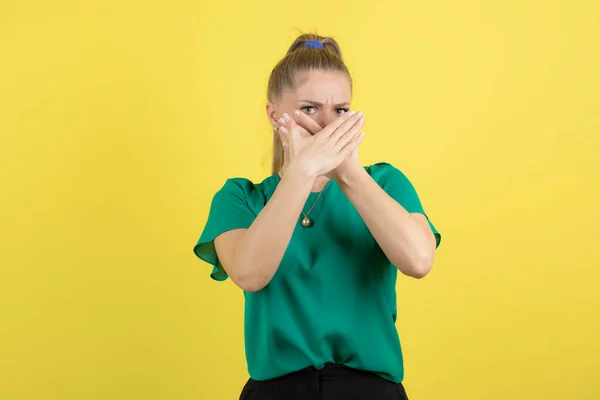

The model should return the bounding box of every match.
[280,159,330,192]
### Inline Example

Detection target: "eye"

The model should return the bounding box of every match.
[336,108,349,115]
[301,106,316,114]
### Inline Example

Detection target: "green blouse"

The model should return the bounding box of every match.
[193,162,441,383]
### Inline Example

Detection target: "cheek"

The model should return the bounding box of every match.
[272,98,297,120]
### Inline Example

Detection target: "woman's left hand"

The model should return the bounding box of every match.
[289,110,364,182]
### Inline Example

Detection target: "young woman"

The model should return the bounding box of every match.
[194,33,441,400]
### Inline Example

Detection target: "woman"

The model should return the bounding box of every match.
[194,34,441,400]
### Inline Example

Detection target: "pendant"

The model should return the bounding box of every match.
[301,217,312,227]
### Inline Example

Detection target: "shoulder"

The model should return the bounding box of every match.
[365,162,412,184]
[213,175,278,203]
[217,177,256,195]
[364,162,425,212]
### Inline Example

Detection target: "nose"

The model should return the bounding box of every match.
[314,111,338,129]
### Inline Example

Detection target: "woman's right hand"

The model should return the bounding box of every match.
[278,111,365,178]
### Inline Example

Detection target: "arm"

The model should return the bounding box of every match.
[214,166,314,292]
[212,110,364,292]
[338,168,437,278]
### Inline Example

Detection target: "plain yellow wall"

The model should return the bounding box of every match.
[1,1,599,399]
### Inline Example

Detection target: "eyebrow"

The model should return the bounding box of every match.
[299,100,350,108]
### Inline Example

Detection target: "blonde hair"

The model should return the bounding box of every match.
[267,33,352,174]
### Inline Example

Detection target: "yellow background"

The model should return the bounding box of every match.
[1,0,599,399]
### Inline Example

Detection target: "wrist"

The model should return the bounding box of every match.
[336,165,368,189]
[282,161,317,188]
[336,164,366,186]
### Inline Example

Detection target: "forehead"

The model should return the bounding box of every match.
[285,69,351,103]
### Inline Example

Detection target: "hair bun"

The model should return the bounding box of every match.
[287,33,343,60]
[304,40,324,49]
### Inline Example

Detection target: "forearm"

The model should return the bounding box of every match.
[338,169,435,278]
[233,165,314,291]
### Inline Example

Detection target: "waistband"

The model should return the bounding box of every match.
[277,363,390,382]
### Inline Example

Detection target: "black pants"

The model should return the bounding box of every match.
[239,364,409,400]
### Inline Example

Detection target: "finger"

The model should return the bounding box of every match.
[277,125,290,148]
[278,116,294,140]
[334,113,364,148]
[281,113,299,131]
[283,114,312,137]
[340,132,365,156]
[293,110,322,135]
[281,113,310,139]
[331,112,364,144]
[317,110,356,138]
[278,125,288,137]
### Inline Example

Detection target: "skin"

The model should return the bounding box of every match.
[214,69,437,292]
[267,70,357,189]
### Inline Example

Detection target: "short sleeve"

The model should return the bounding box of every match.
[369,163,441,248]
[193,179,257,281]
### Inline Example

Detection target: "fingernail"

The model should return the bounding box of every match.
[280,127,288,134]
[357,111,364,118]
[283,113,290,122]
[294,110,301,116]
[279,117,285,124]
[348,110,355,116]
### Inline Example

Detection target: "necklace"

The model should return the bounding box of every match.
[278,171,326,228]
[301,190,324,228]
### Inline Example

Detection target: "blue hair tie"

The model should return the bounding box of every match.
[304,40,324,49]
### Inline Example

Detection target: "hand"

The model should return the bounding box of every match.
[289,110,365,181]
[277,110,365,179]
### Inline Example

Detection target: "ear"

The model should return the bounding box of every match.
[266,102,280,128]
